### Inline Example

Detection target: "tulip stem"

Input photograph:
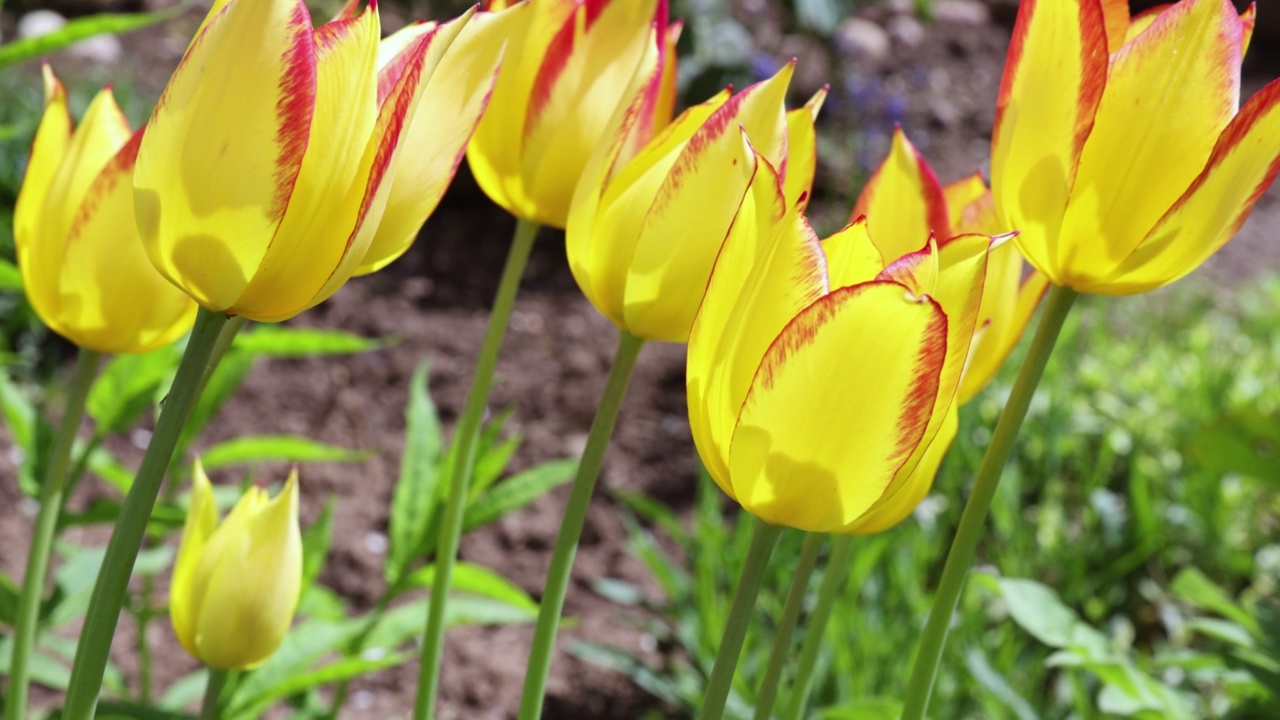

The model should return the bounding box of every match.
[199,668,229,720]
[901,284,1077,720]
[700,519,785,720]
[753,531,825,720]
[516,330,645,720]
[5,348,101,720]
[783,533,855,720]
[414,218,539,720]
[63,307,230,720]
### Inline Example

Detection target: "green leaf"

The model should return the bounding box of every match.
[386,360,442,585]
[228,619,361,714]
[362,595,535,651]
[1171,567,1259,634]
[302,497,335,587]
[817,698,904,720]
[963,648,1040,720]
[228,654,406,720]
[199,435,368,471]
[470,428,521,499]
[86,346,180,434]
[462,458,577,532]
[0,257,21,290]
[233,326,389,357]
[0,572,19,625]
[85,447,134,492]
[0,637,71,690]
[0,369,52,495]
[158,669,207,711]
[993,578,1080,649]
[0,9,181,70]
[405,561,538,613]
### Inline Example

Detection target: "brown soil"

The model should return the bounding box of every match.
[2,2,1280,719]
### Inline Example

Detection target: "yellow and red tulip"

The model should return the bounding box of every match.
[467,0,675,228]
[568,62,825,343]
[171,460,302,670]
[992,0,1280,294]
[854,129,1049,403]
[14,67,196,354]
[687,158,996,535]
[134,0,480,322]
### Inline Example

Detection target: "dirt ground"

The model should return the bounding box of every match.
[2,1,1280,718]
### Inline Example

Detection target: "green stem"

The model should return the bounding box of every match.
[413,218,539,720]
[700,520,785,720]
[63,308,230,720]
[753,532,825,720]
[901,284,1077,720]
[516,331,646,720]
[783,534,854,720]
[5,348,101,720]
[199,668,229,720]
[136,574,154,703]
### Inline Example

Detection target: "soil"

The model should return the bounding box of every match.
[2,2,1280,719]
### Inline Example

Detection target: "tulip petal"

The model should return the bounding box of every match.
[782,86,826,209]
[357,9,497,274]
[991,0,1108,284]
[1057,0,1244,286]
[1126,4,1169,43]
[958,260,1049,404]
[621,67,793,341]
[520,0,661,227]
[823,216,884,289]
[135,0,317,312]
[171,459,220,660]
[652,20,682,134]
[58,132,196,353]
[843,405,958,535]
[1089,77,1280,294]
[687,160,827,498]
[727,282,947,533]
[852,128,950,261]
[1099,0,1130,54]
[15,66,74,323]
[942,173,989,231]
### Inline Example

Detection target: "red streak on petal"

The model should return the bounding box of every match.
[524,0,608,139]
[378,24,438,106]
[271,0,319,223]
[67,129,144,246]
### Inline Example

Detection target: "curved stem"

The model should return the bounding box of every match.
[753,532,825,720]
[413,218,539,720]
[63,308,229,720]
[783,534,854,720]
[516,331,646,720]
[900,284,1078,720]
[199,668,229,720]
[700,519,785,720]
[6,348,100,720]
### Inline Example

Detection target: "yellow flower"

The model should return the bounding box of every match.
[992,0,1280,294]
[568,63,824,343]
[687,159,996,535]
[171,459,302,670]
[134,0,478,322]
[14,66,196,354]
[466,0,677,228]
[853,128,1048,404]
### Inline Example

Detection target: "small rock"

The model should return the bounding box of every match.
[929,96,961,128]
[887,14,926,48]
[836,17,890,63]
[933,0,991,27]
[17,9,122,65]
[16,9,65,39]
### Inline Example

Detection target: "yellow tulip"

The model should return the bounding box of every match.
[13,67,196,354]
[134,0,477,322]
[568,63,825,343]
[687,158,996,534]
[467,0,677,228]
[992,0,1280,294]
[853,128,1049,404]
[171,459,302,670]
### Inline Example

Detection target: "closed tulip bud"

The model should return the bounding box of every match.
[467,0,676,228]
[993,0,1280,294]
[688,158,999,535]
[853,128,1049,404]
[569,62,825,343]
[171,460,302,670]
[14,66,196,354]
[135,0,477,322]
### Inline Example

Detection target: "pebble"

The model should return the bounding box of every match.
[933,0,991,27]
[17,9,123,65]
[887,14,926,48]
[836,17,890,62]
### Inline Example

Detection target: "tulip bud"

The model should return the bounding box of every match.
[171,460,302,670]
[13,66,196,354]
[466,0,676,228]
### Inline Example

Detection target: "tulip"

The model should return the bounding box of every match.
[467,0,675,228]
[171,460,302,670]
[853,128,1049,403]
[14,66,196,354]
[568,63,825,343]
[687,157,996,534]
[134,0,480,322]
[992,0,1280,294]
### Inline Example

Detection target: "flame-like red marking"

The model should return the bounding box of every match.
[269,0,319,223]
[67,129,145,246]
[524,0,608,139]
